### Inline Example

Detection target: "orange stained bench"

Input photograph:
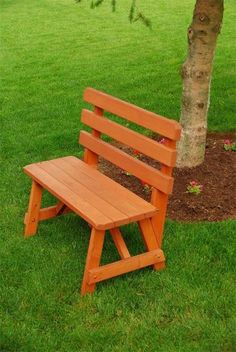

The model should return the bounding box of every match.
[23,87,181,295]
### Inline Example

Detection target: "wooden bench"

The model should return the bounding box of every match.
[23,87,181,295]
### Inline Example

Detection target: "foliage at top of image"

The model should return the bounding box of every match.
[75,0,151,27]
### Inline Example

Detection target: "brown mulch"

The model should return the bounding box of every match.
[98,133,236,222]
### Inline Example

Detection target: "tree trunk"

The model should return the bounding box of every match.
[177,0,224,168]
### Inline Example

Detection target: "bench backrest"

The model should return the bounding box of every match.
[79,87,181,196]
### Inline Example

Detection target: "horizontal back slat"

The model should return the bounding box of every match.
[79,131,174,194]
[82,109,177,167]
[84,87,181,141]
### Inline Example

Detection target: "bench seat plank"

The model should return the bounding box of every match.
[24,157,157,230]
[52,157,154,222]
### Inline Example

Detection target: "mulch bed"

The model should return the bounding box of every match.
[99,133,236,222]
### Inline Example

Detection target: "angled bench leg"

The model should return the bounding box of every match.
[24,180,43,237]
[81,227,105,296]
[138,218,165,270]
[110,228,131,259]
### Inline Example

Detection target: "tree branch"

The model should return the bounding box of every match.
[75,0,151,28]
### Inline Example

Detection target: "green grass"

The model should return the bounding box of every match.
[0,0,236,351]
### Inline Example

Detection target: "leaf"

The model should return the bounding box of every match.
[75,0,151,28]
[134,12,152,28]
[91,0,104,8]
[111,0,116,12]
[129,0,136,23]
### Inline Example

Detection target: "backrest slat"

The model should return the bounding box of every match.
[81,109,177,167]
[79,131,174,195]
[84,87,181,141]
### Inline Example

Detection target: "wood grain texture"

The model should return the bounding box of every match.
[84,87,181,140]
[88,249,164,284]
[84,106,103,166]
[24,162,113,229]
[150,139,176,247]
[79,131,174,194]
[39,160,127,225]
[82,109,177,166]
[81,228,105,295]
[24,180,43,237]
[23,157,158,230]
[110,228,131,259]
[58,156,157,220]
[24,203,71,223]
[138,218,165,270]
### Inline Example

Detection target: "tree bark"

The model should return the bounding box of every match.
[177,0,224,168]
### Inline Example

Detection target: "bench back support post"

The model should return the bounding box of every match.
[84,106,103,167]
[151,139,176,246]
[81,88,181,246]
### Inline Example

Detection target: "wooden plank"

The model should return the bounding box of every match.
[84,106,103,166]
[138,218,165,270]
[151,139,176,247]
[38,161,131,228]
[24,204,72,223]
[55,202,68,215]
[84,87,181,141]
[24,180,43,237]
[23,164,114,230]
[79,131,174,194]
[110,228,131,259]
[88,249,164,284]
[54,157,157,222]
[65,156,156,211]
[81,109,177,166]
[150,188,168,247]
[25,205,56,223]
[81,228,105,295]
[138,219,159,251]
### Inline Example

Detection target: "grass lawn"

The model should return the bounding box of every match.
[1,0,236,351]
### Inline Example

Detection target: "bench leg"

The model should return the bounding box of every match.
[81,227,105,295]
[24,180,43,237]
[138,218,165,270]
[110,228,131,259]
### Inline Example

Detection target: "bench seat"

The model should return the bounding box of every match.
[24,156,158,230]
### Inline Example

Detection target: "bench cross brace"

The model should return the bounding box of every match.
[81,218,165,295]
